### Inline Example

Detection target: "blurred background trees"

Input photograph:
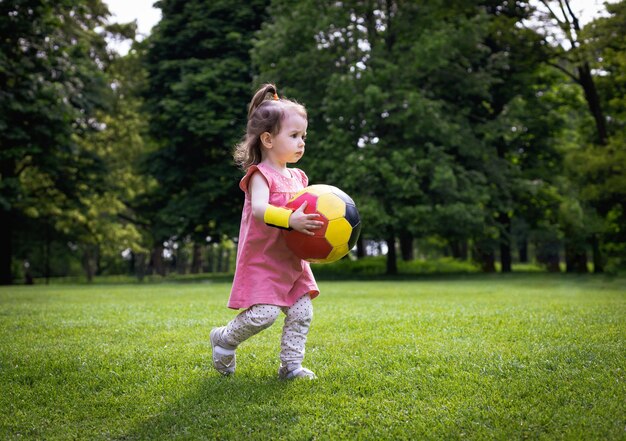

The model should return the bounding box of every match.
[141,0,269,277]
[0,0,143,283]
[1,0,624,283]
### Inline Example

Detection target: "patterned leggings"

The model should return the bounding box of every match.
[215,294,313,369]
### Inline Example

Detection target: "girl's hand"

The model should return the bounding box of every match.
[289,201,323,236]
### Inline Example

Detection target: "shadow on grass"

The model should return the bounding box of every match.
[115,373,312,440]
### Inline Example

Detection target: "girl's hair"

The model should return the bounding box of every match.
[233,83,307,170]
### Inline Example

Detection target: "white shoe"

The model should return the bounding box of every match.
[210,328,236,375]
[278,365,317,380]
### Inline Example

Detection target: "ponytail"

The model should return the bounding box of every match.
[234,83,307,170]
[248,83,279,119]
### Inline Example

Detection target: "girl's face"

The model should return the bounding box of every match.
[262,112,308,166]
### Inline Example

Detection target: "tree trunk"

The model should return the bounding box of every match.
[356,235,365,259]
[399,232,414,261]
[24,263,34,285]
[473,240,496,273]
[565,244,588,273]
[545,256,561,272]
[96,246,102,276]
[82,246,98,283]
[191,242,203,274]
[0,157,15,285]
[174,242,187,275]
[518,238,528,263]
[591,234,604,273]
[386,235,397,275]
[44,222,52,284]
[217,247,223,273]
[223,248,231,273]
[151,244,166,276]
[135,252,147,281]
[536,239,561,272]
[207,245,216,273]
[0,209,13,285]
[548,4,607,146]
[129,251,136,275]
[450,240,468,260]
[578,63,608,146]
[500,241,512,273]
[498,212,512,273]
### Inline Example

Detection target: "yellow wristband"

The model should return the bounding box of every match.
[264,205,293,230]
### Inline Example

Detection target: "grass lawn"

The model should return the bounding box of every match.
[1,275,624,440]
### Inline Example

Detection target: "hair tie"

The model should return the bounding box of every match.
[273,92,279,101]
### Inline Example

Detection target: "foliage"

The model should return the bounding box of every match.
[55,45,156,280]
[528,0,626,271]
[576,1,626,270]
[312,256,480,278]
[0,0,148,282]
[142,0,270,245]
[253,0,571,273]
[3,0,625,280]
[0,0,110,282]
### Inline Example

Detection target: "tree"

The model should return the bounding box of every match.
[55,43,154,281]
[142,0,270,260]
[569,1,626,271]
[533,0,609,145]
[0,0,118,284]
[529,0,626,272]
[255,0,569,274]
[471,2,571,273]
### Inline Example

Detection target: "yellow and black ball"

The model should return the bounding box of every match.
[284,185,361,264]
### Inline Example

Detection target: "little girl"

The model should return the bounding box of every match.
[210,84,324,380]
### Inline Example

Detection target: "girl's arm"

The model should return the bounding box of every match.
[248,172,322,236]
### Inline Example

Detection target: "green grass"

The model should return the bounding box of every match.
[1,275,624,440]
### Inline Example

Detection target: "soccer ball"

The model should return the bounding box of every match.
[284,185,361,264]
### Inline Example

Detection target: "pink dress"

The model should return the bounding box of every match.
[228,163,319,310]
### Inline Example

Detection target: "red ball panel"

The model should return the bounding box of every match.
[284,232,333,260]
[285,192,329,237]
[285,192,318,215]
